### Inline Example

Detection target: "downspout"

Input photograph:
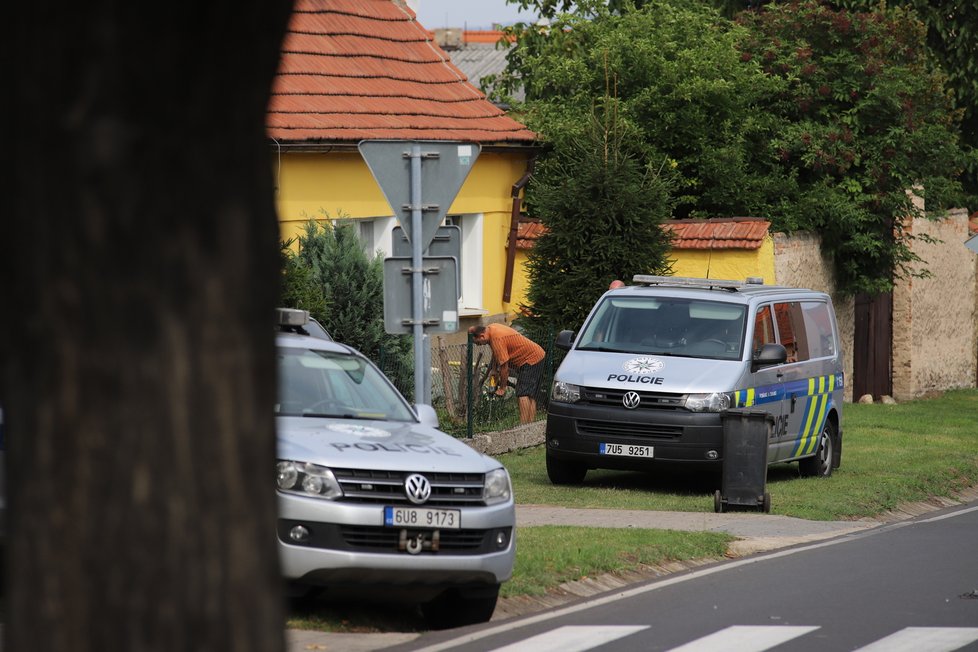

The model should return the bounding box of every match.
[503,157,535,303]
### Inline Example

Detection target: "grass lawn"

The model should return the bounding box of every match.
[500,389,978,521]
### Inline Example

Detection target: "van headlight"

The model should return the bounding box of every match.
[551,381,581,403]
[685,392,730,413]
[276,460,343,499]
[483,468,512,505]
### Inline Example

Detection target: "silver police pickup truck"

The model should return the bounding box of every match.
[274,309,514,628]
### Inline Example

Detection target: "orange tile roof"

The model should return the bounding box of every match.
[515,218,771,251]
[663,218,771,250]
[515,219,544,250]
[267,0,536,145]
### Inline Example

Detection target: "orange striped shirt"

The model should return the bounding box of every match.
[485,323,545,367]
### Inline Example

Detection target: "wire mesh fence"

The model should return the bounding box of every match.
[376,332,565,439]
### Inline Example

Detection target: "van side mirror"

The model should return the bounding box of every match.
[752,343,787,371]
[555,330,576,351]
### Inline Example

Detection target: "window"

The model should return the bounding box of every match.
[445,214,483,314]
[753,305,776,355]
[773,302,810,363]
[800,301,835,359]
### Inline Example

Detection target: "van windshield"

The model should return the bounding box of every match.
[576,297,747,361]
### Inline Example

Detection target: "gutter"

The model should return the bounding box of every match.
[503,157,535,303]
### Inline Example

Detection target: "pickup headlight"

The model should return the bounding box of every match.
[483,468,512,505]
[551,381,581,403]
[685,392,731,413]
[277,460,343,499]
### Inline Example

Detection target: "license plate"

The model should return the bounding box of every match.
[384,506,461,530]
[600,443,654,458]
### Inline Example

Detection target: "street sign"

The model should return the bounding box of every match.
[392,225,461,298]
[358,141,481,251]
[383,256,459,334]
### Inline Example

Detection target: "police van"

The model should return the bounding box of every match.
[545,276,843,484]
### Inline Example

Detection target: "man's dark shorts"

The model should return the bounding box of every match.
[515,360,544,398]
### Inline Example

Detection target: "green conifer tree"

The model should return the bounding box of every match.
[521,102,674,340]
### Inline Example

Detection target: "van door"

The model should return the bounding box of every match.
[773,300,835,461]
[738,304,786,463]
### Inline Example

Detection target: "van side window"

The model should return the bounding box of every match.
[801,301,835,358]
[753,305,776,355]
[773,302,810,363]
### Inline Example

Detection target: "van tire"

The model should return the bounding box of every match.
[546,452,587,485]
[799,420,835,478]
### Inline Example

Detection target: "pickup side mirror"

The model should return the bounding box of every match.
[555,330,576,351]
[752,343,787,372]
[415,404,439,428]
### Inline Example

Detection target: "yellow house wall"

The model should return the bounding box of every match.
[665,236,776,284]
[274,150,531,318]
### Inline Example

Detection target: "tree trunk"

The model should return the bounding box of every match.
[1,2,294,650]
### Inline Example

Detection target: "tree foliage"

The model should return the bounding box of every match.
[737,1,966,294]
[500,0,968,296]
[520,105,675,336]
[282,218,413,382]
[710,0,978,198]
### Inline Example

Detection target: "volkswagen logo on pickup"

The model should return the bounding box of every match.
[622,391,641,409]
[404,474,432,504]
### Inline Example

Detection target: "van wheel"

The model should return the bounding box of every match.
[421,585,499,629]
[546,452,587,485]
[799,420,835,478]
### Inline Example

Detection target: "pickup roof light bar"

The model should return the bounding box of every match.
[276,307,310,327]
[630,275,764,291]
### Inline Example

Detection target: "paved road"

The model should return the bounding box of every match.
[284,503,886,652]
[388,500,978,651]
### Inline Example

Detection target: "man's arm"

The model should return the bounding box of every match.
[495,360,509,395]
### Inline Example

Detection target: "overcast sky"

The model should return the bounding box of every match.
[411,0,540,30]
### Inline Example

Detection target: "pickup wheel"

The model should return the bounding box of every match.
[422,585,499,629]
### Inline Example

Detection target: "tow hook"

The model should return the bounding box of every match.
[399,529,440,554]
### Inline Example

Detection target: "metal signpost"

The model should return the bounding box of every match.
[359,140,481,405]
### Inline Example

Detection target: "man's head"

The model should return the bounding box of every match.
[468,325,489,345]
[609,279,625,290]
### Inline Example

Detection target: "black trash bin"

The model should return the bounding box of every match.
[714,408,772,513]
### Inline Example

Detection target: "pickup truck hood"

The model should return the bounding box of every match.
[276,417,500,474]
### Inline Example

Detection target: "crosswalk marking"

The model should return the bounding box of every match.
[488,625,648,652]
[666,625,819,652]
[853,627,978,652]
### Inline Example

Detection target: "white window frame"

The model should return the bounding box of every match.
[445,214,485,316]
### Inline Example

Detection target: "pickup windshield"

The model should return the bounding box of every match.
[276,347,416,421]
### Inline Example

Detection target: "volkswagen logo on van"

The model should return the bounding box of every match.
[622,391,641,409]
[404,474,432,504]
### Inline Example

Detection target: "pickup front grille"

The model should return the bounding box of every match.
[332,468,486,507]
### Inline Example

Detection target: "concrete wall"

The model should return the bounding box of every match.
[772,231,855,402]
[892,208,977,400]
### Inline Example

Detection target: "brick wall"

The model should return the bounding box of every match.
[774,209,977,402]
[892,207,977,399]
